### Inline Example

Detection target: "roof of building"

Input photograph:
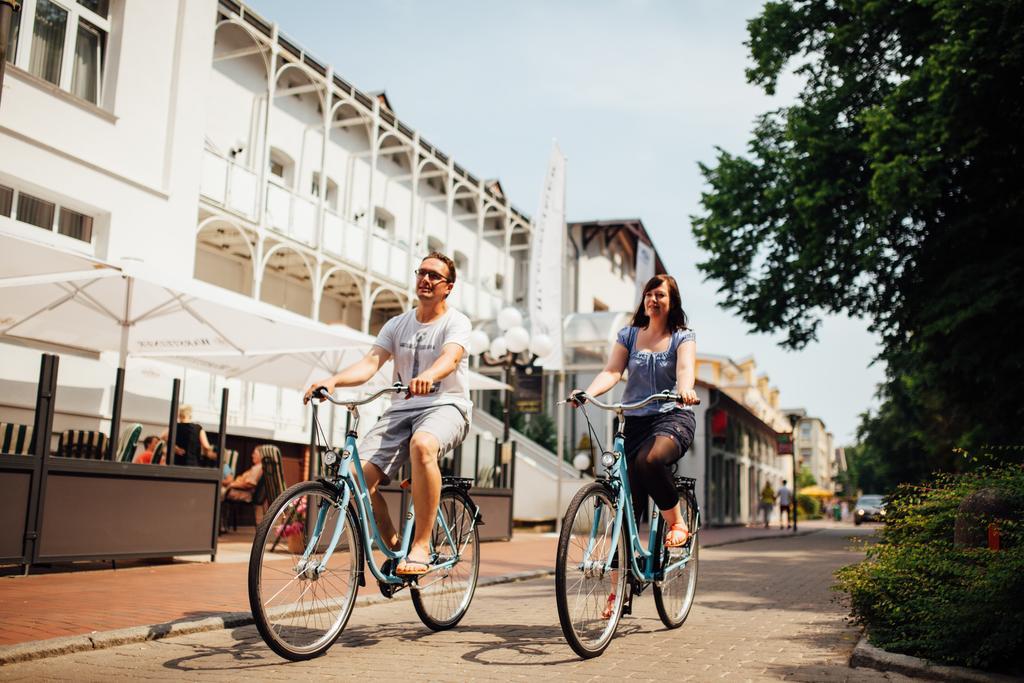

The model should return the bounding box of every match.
[568,218,668,275]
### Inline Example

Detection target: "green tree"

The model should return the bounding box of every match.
[693,0,1024,480]
[796,464,816,489]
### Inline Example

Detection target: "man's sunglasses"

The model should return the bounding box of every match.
[414,268,451,284]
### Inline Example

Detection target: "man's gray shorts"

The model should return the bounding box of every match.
[359,404,469,483]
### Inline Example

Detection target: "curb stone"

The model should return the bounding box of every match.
[850,636,1019,682]
[0,529,817,665]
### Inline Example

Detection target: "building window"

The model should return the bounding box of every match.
[9,0,110,105]
[0,184,13,217]
[269,159,284,179]
[800,422,811,438]
[6,184,95,243]
[17,192,56,230]
[58,207,93,241]
[311,172,339,210]
[5,5,20,64]
[373,207,394,238]
[71,19,103,102]
[29,0,68,85]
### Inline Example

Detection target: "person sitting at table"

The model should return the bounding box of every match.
[222,447,264,502]
[133,435,160,464]
[161,405,216,467]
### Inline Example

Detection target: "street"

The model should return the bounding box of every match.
[0,527,912,681]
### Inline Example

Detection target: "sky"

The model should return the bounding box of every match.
[245,0,885,443]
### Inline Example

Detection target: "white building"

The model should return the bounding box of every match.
[1,0,562,518]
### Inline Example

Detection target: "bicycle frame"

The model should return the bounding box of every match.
[299,396,469,586]
[574,394,700,585]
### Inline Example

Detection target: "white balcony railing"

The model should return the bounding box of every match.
[369,234,410,286]
[200,148,258,219]
[265,180,317,247]
[322,210,366,266]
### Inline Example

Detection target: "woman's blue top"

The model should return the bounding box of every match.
[616,326,696,416]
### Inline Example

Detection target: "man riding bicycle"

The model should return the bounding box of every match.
[304,252,472,576]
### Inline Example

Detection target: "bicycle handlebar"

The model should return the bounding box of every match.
[563,390,700,412]
[312,382,408,408]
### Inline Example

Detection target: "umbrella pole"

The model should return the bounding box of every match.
[108,277,133,461]
[107,368,125,461]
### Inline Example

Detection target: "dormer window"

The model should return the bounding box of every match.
[373,207,394,238]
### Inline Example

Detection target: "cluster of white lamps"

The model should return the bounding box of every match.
[466,307,554,361]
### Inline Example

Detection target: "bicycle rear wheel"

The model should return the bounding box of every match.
[653,493,699,629]
[412,488,480,630]
[555,482,627,659]
[248,481,362,661]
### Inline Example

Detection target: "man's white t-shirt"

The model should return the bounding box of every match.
[778,486,793,506]
[373,307,472,416]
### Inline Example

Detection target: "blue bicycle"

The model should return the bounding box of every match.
[248,384,482,661]
[556,391,701,658]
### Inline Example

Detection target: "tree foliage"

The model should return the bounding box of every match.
[693,0,1024,483]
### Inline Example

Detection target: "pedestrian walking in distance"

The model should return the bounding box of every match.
[777,480,793,529]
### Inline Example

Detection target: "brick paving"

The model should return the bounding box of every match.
[0,526,913,681]
[0,522,837,647]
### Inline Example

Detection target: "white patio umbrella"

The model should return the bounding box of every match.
[0,233,371,455]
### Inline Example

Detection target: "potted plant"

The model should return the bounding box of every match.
[276,496,308,554]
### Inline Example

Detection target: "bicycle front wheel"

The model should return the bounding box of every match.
[555,482,627,659]
[653,494,699,629]
[412,488,480,630]
[248,481,362,661]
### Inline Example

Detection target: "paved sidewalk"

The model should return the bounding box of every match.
[0,525,905,681]
[0,519,845,649]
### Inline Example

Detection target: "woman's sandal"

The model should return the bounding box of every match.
[601,593,617,620]
[665,523,691,548]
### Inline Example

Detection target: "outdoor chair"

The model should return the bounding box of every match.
[149,440,167,465]
[0,422,34,455]
[222,444,285,531]
[56,430,110,460]
[116,423,143,463]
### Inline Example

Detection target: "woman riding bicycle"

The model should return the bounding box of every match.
[571,274,698,548]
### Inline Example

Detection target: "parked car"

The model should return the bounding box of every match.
[854,494,886,524]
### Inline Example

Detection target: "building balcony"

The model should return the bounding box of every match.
[200,148,258,219]
[265,179,316,246]
[321,209,365,265]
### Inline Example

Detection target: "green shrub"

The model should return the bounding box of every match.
[797,493,821,518]
[834,463,1024,672]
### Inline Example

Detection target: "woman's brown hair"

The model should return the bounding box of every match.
[630,275,689,331]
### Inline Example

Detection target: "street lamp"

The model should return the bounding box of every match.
[787,413,800,533]
[466,306,553,443]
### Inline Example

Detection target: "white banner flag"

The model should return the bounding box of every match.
[634,240,656,306]
[528,143,566,370]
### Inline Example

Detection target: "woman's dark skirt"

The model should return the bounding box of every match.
[623,409,697,464]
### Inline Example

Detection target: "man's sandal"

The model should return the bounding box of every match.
[665,523,691,548]
[395,558,432,576]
